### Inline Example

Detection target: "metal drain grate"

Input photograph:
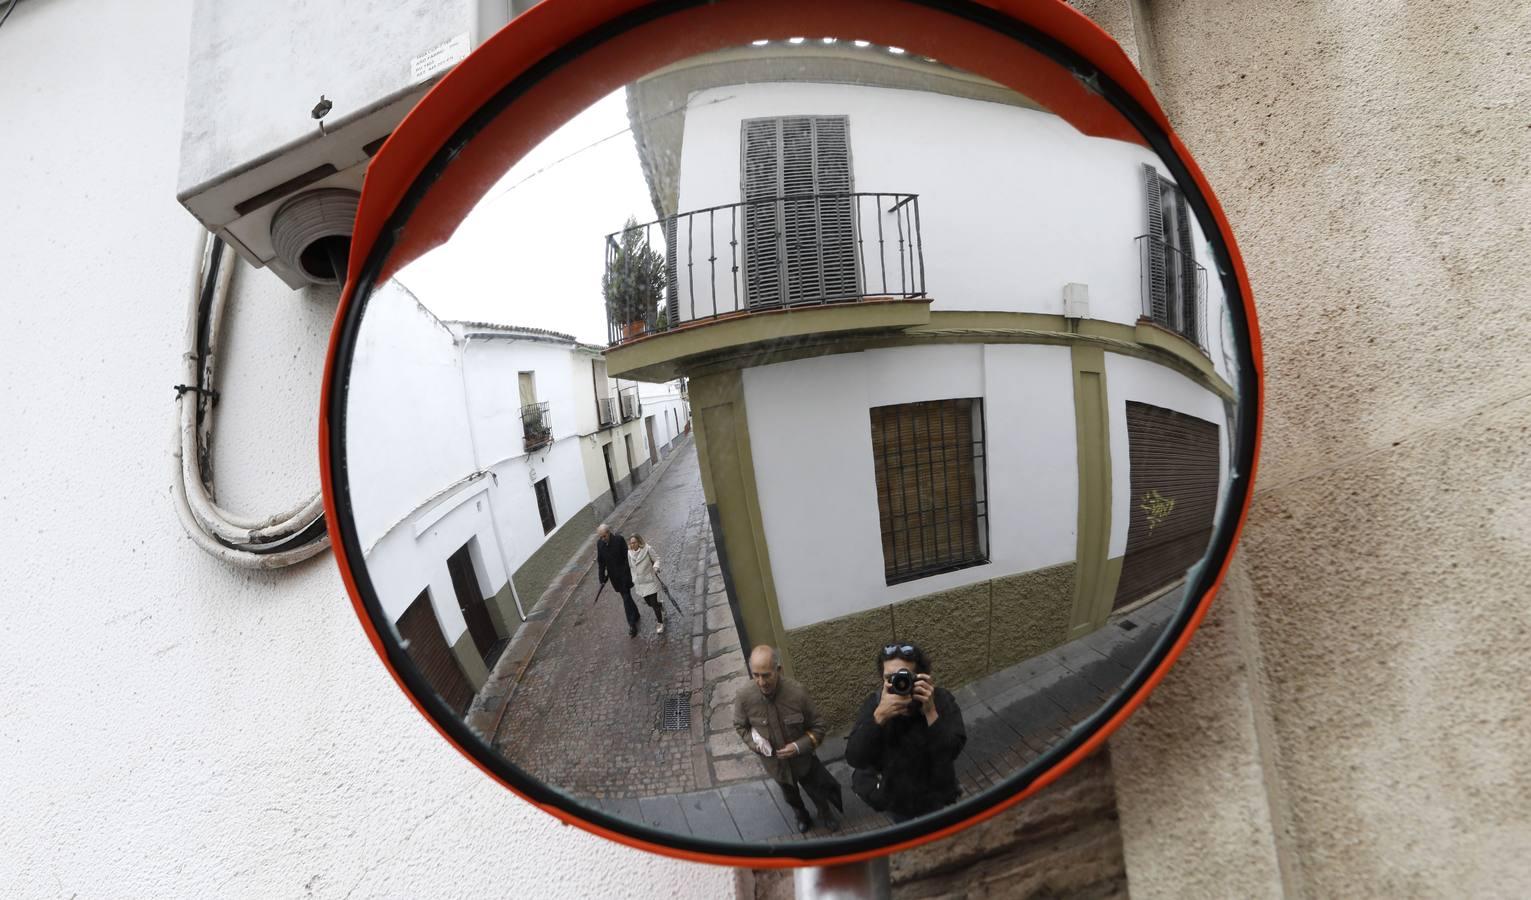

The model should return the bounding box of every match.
[659,695,690,731]
[1117,619,1139,631]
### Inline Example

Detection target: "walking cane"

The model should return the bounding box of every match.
[653,574,685,615]
[591,580,607,607]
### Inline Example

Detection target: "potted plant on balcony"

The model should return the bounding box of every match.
[603,216,666,341]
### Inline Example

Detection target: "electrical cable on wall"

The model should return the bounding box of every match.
[171,232,330,568]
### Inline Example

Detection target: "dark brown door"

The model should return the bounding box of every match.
[645,415,659,463]
[1112,402,1220,609]
[447,544,498,661]
[396,590,474,715]
[602,441,619,499]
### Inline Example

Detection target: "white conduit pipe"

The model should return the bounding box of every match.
[171,232,329,568]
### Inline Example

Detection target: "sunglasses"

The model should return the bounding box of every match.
[881,644,918,661]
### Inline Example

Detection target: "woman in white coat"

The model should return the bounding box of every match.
[626,534,667,634]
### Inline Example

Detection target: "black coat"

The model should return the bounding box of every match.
[596,533,633,591]
[845,685,966,818]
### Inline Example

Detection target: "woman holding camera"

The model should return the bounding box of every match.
[845,642,967,823]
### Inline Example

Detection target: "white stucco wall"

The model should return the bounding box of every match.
[745,342,1224,629]
[639,381,690,453]
[0,1,731,896]
[347,282,477,552]
[1103,352,1230,558]
[366,480,506,640]
[672,80,1226,367]
[743,344,1080,629]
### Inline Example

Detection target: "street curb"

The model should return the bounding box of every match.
[466,434,697,744]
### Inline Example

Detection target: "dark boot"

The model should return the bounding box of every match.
[820,805,841,832]
[794,808,812,833]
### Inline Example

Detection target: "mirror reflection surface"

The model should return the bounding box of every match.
[341,36,1242,845]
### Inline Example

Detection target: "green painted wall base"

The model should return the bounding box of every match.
[452,630,489,691]
[784,606,895,731]
[512,500,600,609]
[486,581,517,638]
[991,562,1080,669]
[784,560,1080,733]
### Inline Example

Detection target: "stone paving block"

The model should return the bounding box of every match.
[708,730,751,760]
[679,789,743,842]
[709,676,747,708]
[712,755,765,783]
[707,591,730,611]
[707,626,740,656]
[706,604,733,631]
[638,795,691,835]
[691,745,713,790]
[707,575,726,593]
[709,704,736,734]
[605,796,642,825]
[707,565,722,577]
[704,653,744,682]
[721,780,793,842]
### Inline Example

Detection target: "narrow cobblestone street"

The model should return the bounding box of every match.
[482,433,1183,841]
[492,440,750,800]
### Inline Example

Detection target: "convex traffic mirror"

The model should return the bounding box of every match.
[321,0,1261,867]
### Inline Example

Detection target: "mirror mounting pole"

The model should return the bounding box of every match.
[792,857,891,900]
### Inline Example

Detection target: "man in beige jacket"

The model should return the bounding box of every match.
[733,645,843,833]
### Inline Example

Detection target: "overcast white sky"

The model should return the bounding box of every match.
[397,88,658,346]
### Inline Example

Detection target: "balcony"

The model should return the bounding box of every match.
[521,401,552,452]
[618,386,641,422]
[596,396,618,429]
[603,192,930,363]
[1136,234,1207,351]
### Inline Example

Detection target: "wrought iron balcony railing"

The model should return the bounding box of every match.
[596,396,618,429]
[1136,234,1207,351]
[521,401,552,452]
[618,386,641,422]
[605,192,927,346]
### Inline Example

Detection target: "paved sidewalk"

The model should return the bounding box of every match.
[597,587,1183,843]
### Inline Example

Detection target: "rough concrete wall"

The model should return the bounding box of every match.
[0,1,734,896]
[1110,1,1531,897]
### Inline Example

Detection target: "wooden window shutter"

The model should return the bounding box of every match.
[663,215,679,324]
[742,119,784,307]
[741,116,856,308]
[1142,163,1169,322]
[1172,188,1198,342]
[813,117,859,301]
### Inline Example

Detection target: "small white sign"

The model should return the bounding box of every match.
[411,33,470,84]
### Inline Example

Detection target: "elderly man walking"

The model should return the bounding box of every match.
[733,645,843,833]
[595,523,655,638]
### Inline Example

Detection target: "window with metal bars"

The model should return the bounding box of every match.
[740,115,859,308]
[534,477,556,535]
[870,398,989,585]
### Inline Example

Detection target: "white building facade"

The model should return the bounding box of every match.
[607,46,1237,724]
[349,282,688,712]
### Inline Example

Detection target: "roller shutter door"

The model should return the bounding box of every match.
[397,590,475,716]
[1112,402,1219,609]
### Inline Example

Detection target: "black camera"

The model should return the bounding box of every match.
[888,668,914,696]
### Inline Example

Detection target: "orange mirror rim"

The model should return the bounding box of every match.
[319,0,1264,868]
